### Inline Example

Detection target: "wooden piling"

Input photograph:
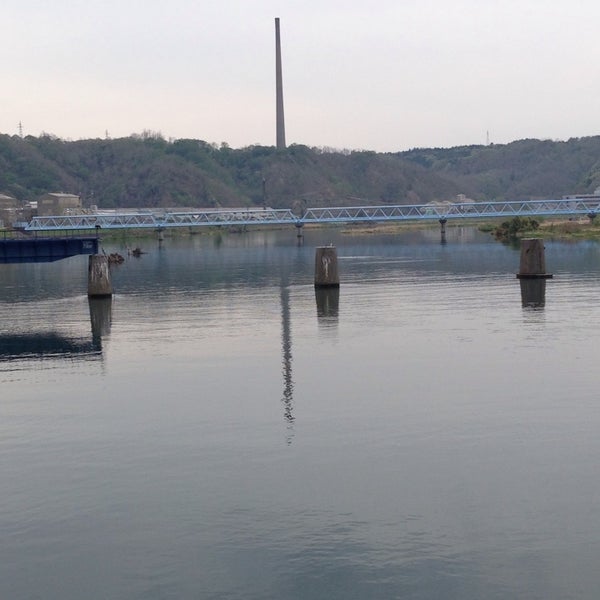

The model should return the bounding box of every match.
[517,238,553,279]
[314,246,340,288]
[88,254,113,297]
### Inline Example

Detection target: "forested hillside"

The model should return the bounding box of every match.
[1,132,599,209]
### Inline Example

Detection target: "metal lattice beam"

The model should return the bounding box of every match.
[23,199,600,232]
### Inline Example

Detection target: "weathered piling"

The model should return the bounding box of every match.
[314,246,339,288]
[295,223,304,246]
[87,254,113,297]
[439,218,447,244]
[517,238,553,279]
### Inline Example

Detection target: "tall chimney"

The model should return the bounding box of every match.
[275,17,286,149]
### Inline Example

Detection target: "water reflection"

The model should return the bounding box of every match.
[280,285,295,443]
[315,287,339,327]
[0,298,112,365]
[0,332,100,360]
[89,296,112,343]
[520,279,546,308]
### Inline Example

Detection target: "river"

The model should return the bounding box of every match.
[1,226,600,599]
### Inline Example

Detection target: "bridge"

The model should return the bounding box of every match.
[0,232,98,264]
[22,198,600,232]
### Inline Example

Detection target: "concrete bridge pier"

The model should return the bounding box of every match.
[517,238,553,279]
[88,255,113,297]
[295,222,304,246]
[314,246,340,288]
[157,227,165,244]
[439,218,448,244]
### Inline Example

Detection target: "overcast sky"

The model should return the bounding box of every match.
[2,0,599,152]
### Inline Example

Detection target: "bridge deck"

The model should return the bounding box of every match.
[0,235,98,263]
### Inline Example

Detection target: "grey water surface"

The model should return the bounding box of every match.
[2,226,600,599]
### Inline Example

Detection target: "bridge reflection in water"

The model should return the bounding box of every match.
[0,297,112,362]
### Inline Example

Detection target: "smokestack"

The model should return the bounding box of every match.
[275,17,286,149]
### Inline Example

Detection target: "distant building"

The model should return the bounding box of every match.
[455,193,477,212]
[0,194,17,208]
[37,193,82,217]
[0,194,18,227]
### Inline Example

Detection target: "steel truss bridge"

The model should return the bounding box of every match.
[23,199,600,232]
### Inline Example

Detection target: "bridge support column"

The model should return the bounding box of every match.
[157,227,165,243]
[314,246,340,288]
[295,223,304,246]
[88,255,113,297]
[588,212,597,224]
[516,238,553,279]
[439,218,447,244]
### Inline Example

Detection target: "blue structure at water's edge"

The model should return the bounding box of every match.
[0,236,98,264]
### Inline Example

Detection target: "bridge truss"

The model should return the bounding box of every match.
[23,199,600,232]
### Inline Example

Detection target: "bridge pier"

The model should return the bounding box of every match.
[295,222,304,246]
[157,227,165,243]
[314,246,340,288]
[439,218,447,244]
[88,255,113,297]
[517,238,553,279]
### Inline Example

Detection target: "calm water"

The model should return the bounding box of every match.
[2,226,600,599]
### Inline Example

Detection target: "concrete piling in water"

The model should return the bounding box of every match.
[88,254,113,297]
[439,218,447,244]
[314,246,340,288]
[295,223,304,246]
[517,238,553,279]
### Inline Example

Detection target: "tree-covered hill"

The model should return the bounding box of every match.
[1,132,599,209]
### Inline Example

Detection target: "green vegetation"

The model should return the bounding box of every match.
[539,217,600,240]
[492,217,540,241]
[1,133,600,211]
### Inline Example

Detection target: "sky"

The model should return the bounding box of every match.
[2,0,600,152]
